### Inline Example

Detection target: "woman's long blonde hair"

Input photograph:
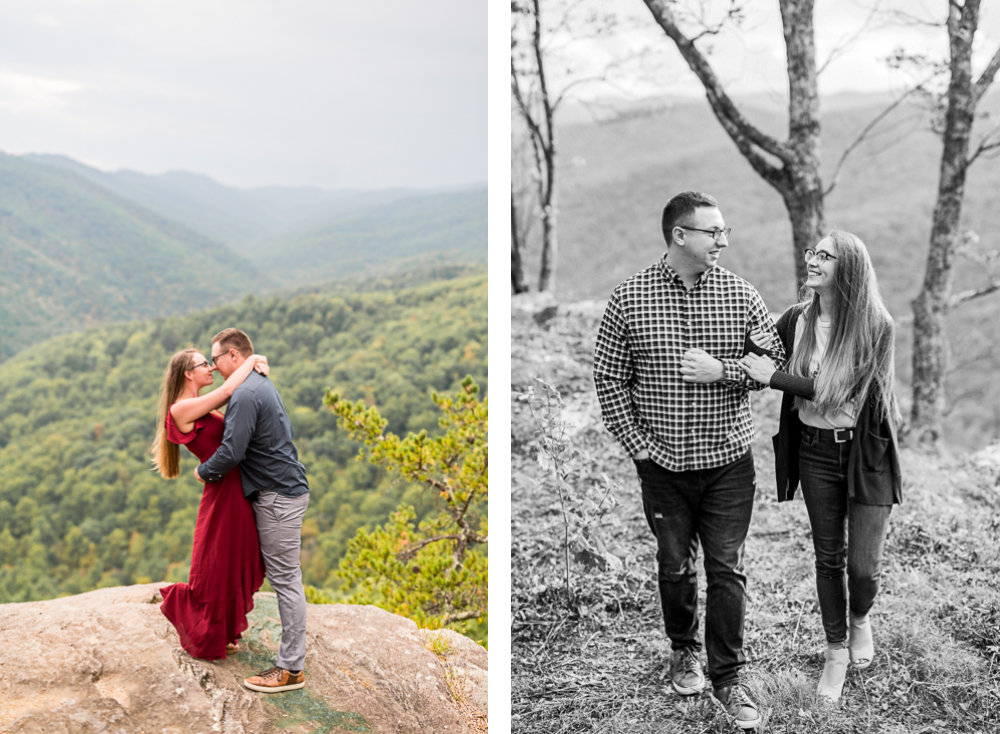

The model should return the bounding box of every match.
[790,230,899,423]
[151,348,199,478]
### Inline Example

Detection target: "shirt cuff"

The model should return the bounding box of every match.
[619,428,648,457]
[197,463,225,483]
[721,358,745,386]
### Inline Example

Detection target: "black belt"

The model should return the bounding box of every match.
[802,425,855,443]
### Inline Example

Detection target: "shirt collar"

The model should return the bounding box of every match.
[657,257,716,288]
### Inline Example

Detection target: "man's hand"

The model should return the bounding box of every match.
[633,449,650,461]
[193,466,206,484]
[739,353,776,385]
[680,349,725,383]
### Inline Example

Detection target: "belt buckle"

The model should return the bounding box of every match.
[833,428,852,443]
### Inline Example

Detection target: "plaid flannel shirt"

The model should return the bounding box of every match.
[594,259,785,472]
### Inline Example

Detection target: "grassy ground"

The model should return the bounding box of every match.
[511,303,1000,733]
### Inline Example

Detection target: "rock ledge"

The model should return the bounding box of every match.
[0,584,487,734]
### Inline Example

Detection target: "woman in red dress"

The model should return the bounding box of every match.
[150,348,268,660]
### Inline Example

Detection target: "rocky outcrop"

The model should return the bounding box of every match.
[0,584,488,734]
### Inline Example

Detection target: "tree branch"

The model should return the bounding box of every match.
[395,534,461,562]
[824,82,926,196]
[973,45,1000,104]
[511,58,548,155]
[640,0,791,187]
[949,283,1000,309]
[966,124,1000,167]
[817,0,885,78]
[441,609,483,626]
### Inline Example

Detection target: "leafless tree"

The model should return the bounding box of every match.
[640,0,825,285]
[511,0,642,293]
[905,0,1000,448]
[511,0,561,293]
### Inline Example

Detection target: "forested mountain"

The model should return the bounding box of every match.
[524,94,1000,448]
[0,153,267,361]
[0,270,487,604]
[25,153,416,247]
[245,188,488,286]
[24,153,487,287]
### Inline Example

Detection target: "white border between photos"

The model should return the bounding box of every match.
[487,0,513,730]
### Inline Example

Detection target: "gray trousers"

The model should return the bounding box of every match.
[253,490,310,671]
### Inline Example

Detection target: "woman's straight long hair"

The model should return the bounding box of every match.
[151,348,199,478]
[790,230,899,423]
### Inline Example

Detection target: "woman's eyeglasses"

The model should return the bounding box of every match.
[190,361,211,370]
[804,248,837,263]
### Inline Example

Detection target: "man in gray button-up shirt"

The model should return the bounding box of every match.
[194,328,310,694]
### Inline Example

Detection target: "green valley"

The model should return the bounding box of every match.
[0,269,487,604]
[0,153,268,361]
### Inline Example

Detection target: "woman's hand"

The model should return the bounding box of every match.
[252,355,270,376]
[740,352,776,385]
[748,328,775,352]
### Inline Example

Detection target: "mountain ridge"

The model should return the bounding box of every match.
[0,152,268,361]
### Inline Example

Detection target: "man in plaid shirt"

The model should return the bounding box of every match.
[594,191,783,730]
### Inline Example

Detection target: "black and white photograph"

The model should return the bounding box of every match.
[511,1,1000,731]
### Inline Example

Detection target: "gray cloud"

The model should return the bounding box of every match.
[0,0,485,189]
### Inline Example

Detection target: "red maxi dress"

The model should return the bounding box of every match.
[160,411,265,660]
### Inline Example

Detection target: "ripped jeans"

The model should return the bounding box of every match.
[635,449,756,689]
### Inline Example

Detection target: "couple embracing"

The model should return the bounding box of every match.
[150,328,311,694]
[594,192,902,728]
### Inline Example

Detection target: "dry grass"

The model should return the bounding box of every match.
[511,309,1000,733]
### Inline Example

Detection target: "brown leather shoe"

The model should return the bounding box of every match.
[243,666,305,693]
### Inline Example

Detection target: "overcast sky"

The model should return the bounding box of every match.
[0,0,485,190]
[544,0,1000,104]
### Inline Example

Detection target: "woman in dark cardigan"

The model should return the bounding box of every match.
[740,230,902,703]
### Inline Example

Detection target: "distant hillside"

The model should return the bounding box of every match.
[0,153,267,362]
[245,188,488,286]
[23,153,416,247]
[518,94,1000,449]
[24,153,487,287]
[0,270,487,603]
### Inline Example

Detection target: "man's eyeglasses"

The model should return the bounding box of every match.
[804,248,837,263]
[210,350,231,366]
[680,226,732,243]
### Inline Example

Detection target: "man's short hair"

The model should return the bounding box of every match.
[212,328,253,357]
[661,191,719,246]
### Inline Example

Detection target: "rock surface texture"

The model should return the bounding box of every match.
[0,584,488,734]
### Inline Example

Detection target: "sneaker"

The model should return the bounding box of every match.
[712,684,761,730]
[670,647,706,695]
[243,666,305,693]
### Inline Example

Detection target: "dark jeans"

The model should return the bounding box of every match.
[635,449,756,689]
[799,426,892,645]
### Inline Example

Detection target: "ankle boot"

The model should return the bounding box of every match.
[849,614,874,669]
[817,645,850,703]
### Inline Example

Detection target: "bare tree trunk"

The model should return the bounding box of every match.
[909,0,986,448]
[537,181,558,292]
[531,0,558,293]
[780,0,824,284]
[511,190,529,293]
[511,0,560,294]
[641,0,825,294]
